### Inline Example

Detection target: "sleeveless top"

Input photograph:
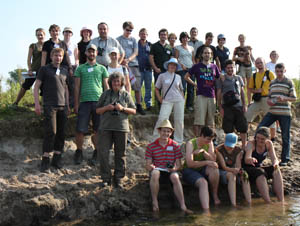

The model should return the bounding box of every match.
[252,143,268,167]
[217,144,242,168]
[183,138,209,170]
[29,43,42,72]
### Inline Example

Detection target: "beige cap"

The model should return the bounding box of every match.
[157,119,174,130]
[63,27,73,33]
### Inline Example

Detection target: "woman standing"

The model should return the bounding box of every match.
[96,72,136,188]
[168,33,177,57]
[175,32,195,111]
[14,28,45,106]
[77,27,92,65]
[153,58,184,144]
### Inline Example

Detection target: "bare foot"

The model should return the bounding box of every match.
[152,204,159,212]
[203,208,211,216]
[214,197,221,205]
[181,208,193,215]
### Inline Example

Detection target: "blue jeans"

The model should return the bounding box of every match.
[258,112,291,162]
[140,70,153,108]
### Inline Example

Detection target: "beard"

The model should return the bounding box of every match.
[87,55,95,61]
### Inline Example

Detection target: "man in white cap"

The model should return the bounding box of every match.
[73,43,109,165]
[146,119,193,214]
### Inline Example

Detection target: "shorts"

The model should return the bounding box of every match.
[194,95,216,126]
[182,167,207,186]
[223,105,248,133]
[76,101,100,133]
[244,165,274,184]
[238,65,252,79]
[129,66,142,91]
[150,170,178,185]
[219,169,241,185]
[22,78,36,90]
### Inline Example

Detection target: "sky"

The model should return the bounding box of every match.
[1,0,300,90]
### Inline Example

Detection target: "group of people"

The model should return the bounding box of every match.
[15,21,296,210]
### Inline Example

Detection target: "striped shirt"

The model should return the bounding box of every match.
[268,77,296,116]
[145,138,183,169]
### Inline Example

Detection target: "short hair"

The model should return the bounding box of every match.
[255,127,269,139]
[270,50,278,57]
[200,126,216,138]
[158,28,168,37]
[225,59,235,68]
[238,34,245,39]
[190,27,198,33]
[49,24,60,32]
[275,63,285,70]
[139,28,147,33]
[108,72,125,89]
[50,48,64,57]
[123,21,134,29]
[98,22,108,29]
[179,32,189,42]
[168,33,177,41]
[35,28,45,35]
[205,32,214,39]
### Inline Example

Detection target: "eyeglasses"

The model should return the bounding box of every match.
[126,29,133,32]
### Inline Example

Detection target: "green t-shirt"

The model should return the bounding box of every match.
[183,138,209,170]
[74,62,109,102]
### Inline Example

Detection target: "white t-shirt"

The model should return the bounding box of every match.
[107,66,128,91]
[266,62,276,73]
[66,41,77,65]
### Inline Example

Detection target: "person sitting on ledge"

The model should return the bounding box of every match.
[244,127,284,203]
[146,119,193,214]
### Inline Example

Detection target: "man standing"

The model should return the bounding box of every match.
[217,60,248,149]
[117,21,145,115]
[266,50,279,73]
[34,48,70,172]
[90,22,124,67]
[146,119,193,214]
[245,57,276,140]
[216,34,230,73]
[188,27,203,52]
[195,32,221,70]
[185,47,220,137]
[137,28,153,111]
[149,28,172,83]
[258,63,297,166]
[73,44,109,165]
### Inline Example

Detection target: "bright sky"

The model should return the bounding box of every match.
[1,0,300,89]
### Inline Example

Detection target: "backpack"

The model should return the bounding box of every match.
[252,70,270,102]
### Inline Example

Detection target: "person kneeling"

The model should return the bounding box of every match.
[216,133,251,207]
[244,127,284,203]
[146,119,193,214]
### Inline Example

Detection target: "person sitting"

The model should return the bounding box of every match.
[244,127,284,203]
[216,133,251,207]
[182,126,220,212]
[146,119,193,214]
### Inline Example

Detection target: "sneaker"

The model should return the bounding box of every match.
[187,106,194,111]
[146,106,152,111]
[271,138,275,142]
[74,149,83,165]
[279,161,289,167]
[40,156,50,172]
[99,179,111,188]
[136,104,146,115]
[51,153,63,169]
[276,127,281,133]
[88,149,97,166]
[213,139,218,147]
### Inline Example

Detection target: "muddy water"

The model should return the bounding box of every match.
[99,195,300,226]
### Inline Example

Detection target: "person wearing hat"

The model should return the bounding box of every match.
[73,43,109,165]
[78,26,93,65]
[216,133,251,207]
[146,119,193,214]
[107,47,131,93]
[216,34,230,73]
[153,58,185,144]
[244,127,284,203]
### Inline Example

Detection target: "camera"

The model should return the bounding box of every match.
[166,161,174,169]
[97,47,105,56]
[111,102,120,116]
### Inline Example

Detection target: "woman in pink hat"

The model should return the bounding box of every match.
[77,27,93,64]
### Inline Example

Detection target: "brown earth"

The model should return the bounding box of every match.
[0,112,300,226]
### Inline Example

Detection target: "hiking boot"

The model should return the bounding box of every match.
[40,156,50,172]
[51,153,63,169]
[88,149,97,166]
[136,104,146,115]
[74,149,83,165]
[99,179,111,188]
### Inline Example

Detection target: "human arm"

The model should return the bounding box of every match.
[74,47,79,66]
[27,45,33,75]
[103,77,109,91]
[65,82,71,115]
[216,150,240,175]
[114,102,136,115]
[34,79,42,115]
[240,82,247,112]
[155,87,163,104]
[217,88,224,117]
[267,140,279,167]
[74,77,80,114]
[41,51,47,67]
[168,158,182,173]
[244,141,257,166]
[149,54,161,74]
[184,72,197,87]
[146,159,156,172]
[122,48,138,66]
[215,57,221,71]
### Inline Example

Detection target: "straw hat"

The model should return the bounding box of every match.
[157,119,174,130]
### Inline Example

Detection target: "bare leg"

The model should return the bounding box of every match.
[270,128,276,140]
[206,166,221,205]
[241,179,252,204]
[227,172,237,207]
[135,90,141,104]
[14,87,26,105]
[91,131,98,149]
[195,177,209,210]
[246,77,251,105]
[240,133,247,150]
[150,170,160,212]
[272,169,284,202]
[170,173,193,214]
[75,132,84,150]
[193,125,201,137]
[256,175,271,203]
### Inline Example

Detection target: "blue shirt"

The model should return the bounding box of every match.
[216,46,230,71]
[137,40,152,72]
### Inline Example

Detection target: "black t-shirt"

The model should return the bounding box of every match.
[195,44,217,62]
[77,40,90,64]
[42,39,69,66]
[216,46,230,71]
[37,64,68,106]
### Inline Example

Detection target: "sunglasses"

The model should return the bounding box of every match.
[126,29,133,32]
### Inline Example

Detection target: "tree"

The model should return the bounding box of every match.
[8,68,27,84]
